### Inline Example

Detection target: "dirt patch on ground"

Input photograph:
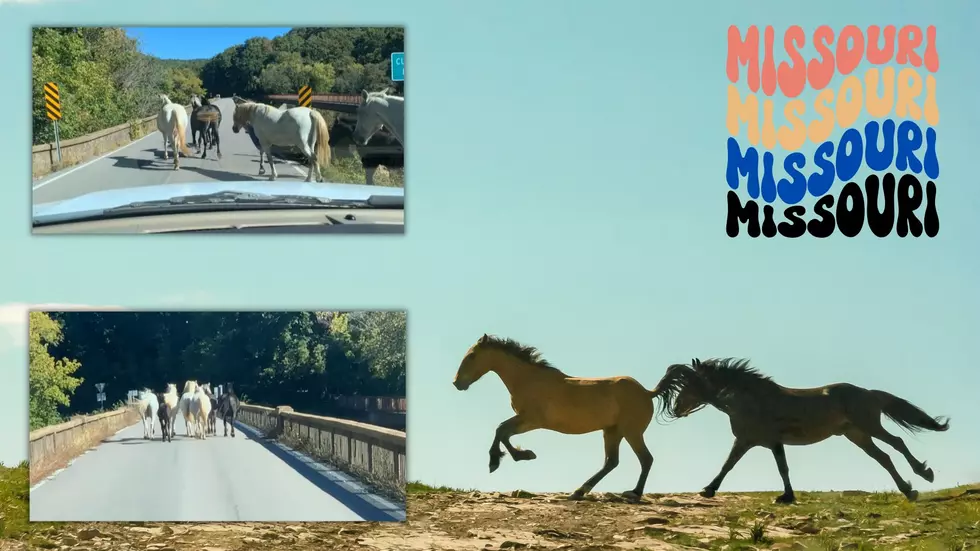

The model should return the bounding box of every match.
[17,485,980,550]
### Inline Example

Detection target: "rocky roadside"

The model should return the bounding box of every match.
[18,485,980,550]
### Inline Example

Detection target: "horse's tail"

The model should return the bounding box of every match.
[310,109,332,167]
[875,390,950,433]
[173,112,192,156]
[646,384,672,413]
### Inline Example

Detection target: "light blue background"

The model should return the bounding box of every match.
[6,0,979,496]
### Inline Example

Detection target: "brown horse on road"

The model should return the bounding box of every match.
[653,358,950,504]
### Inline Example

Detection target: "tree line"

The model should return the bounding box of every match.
[32,27,404,145]
[28,311,407,431]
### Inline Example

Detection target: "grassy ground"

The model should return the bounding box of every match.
[321,153,405,188]
[404,481,980,550]
[9,476,976,549]
[0,462,30,545]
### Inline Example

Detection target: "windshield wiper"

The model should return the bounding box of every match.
[104,191,403,211]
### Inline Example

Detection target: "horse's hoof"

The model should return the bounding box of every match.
[699,488,716,498]
[622,491,642,502]
[513,449,537,461]
[567,489,586,501]
[922,467,935,483]
[774,493,796,505]
[906,489,919,502]
[489,462,500,474]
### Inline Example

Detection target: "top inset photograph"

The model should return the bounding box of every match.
[31,26,405,234]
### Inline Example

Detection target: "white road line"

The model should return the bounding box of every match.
[32,131,159,191]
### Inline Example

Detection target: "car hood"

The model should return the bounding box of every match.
[33,181,404,223]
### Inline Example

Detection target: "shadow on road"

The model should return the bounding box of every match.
[107,155,266,183]
[181,165,264,182]
[234,422,404,522]
[107,437,153,443]
[108,156,154,170]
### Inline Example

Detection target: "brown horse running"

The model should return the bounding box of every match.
[653,358,950,504]
[452,334,669,501]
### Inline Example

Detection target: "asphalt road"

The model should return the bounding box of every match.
[32,98,316,205]
[29,416,405,522]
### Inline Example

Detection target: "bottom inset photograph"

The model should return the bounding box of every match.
[28,310,406,522]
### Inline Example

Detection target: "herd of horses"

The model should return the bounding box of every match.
[153,88,404,186]
[135,381,240,442]
[453,334,952,505]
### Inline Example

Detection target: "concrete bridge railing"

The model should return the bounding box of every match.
[29,407,140,482]
[237,403,406,493]
[32,103,194,179]
[332,395,406,413]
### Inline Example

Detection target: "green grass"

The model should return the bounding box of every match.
[321,153,404,188]
[405,481,980,550]
[0,461,30,541]
[686,485,980,550]
[407,481,468,495]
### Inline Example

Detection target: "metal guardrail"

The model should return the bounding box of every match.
[262,94,361,113]
[237,403,406,491]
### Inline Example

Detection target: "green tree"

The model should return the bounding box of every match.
[352,311,407,393]
[41,311,404,426]
[29,312,84,430]
[33,27,405,144]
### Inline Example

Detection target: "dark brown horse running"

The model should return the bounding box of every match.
[653,358,950,503]
[453,334,671,501]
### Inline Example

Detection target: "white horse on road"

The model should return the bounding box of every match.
[352,88,404,147]
[162,383,179,438]
[190,384,212,440]
[179,380,199,437]
[231,101,331,182]
[156,94,191,170]
[136,389,159,440]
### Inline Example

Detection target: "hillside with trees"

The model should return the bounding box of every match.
[32,27,404,145]
[28,311,407,431]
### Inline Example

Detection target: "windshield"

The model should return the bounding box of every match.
[31,26,405,230]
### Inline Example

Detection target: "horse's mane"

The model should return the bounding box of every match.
[652,358,776,422]
[363,91,402,107]
[476,335,563,373]
[233,101,270,123]
[694,357,775,388]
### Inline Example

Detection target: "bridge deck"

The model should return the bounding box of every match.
[29,415,404,522]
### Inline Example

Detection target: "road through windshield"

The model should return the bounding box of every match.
[31,26,405,230]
